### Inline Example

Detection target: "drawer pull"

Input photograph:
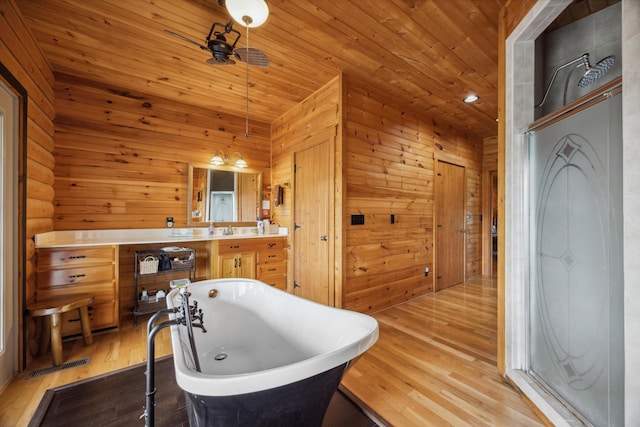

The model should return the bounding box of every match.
[267,268,276,272]
[68,318,80,323]
[229,245,240,249]
[68,274,86,282]
[268,255,277,258]
[68,255,87,260]
[268,243,276,248]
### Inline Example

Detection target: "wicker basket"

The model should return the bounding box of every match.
[139,255,159,274]
[170,258,194,270]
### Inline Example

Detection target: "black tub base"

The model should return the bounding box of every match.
[185,363,349,427]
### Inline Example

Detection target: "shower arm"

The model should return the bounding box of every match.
[535,54,588,108]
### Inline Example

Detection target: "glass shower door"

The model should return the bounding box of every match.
[527,91,623,426]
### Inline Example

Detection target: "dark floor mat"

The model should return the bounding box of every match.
[29,357,378,427]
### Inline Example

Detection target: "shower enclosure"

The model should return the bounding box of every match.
[209,191,236,222]
[527,88,623,425]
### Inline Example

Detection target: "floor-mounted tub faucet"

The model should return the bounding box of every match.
[143,287,205,427]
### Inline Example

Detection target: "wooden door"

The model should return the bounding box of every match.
[435,160,466,290]
[293,141,330,304]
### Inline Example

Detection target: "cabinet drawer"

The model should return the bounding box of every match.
[258,238,287,251]
[257,249,286,265]
[36,282,117,306]
[60,302,117,336]
[37,264,115,288]
[37,246,115,270]
[257,263,286,277]
[216,237,286,254]
[216,239,260,254]
[259,274,287,291]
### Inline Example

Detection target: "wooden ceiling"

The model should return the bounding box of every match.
[17,0,511,139]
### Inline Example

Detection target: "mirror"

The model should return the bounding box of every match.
[188,163,262,226]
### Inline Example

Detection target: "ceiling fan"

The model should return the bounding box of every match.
[164,20,270,67]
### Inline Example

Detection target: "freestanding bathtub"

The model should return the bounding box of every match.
[166,278,379,427]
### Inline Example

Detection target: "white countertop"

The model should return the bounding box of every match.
[34,227,288,248]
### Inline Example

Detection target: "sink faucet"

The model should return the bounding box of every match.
[223,225,233,235]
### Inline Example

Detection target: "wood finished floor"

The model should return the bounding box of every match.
[342,277,544,426]
[0,277,543,426]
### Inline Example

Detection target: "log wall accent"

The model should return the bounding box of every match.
[271,75,344,300]
[52,76,271,230]
[0,0,55,367]
[343,75,484,313]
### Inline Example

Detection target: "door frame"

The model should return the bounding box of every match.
[482,169,498,277]
[0,62,27,378]
[433,154,467,291]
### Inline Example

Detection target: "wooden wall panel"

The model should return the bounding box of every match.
[484,135,499,171]
[271,75,343,298]
[343,75,484,313]
[52,78,271,230]
[0,0,55,368]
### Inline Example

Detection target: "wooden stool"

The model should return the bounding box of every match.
[26,294,94,366]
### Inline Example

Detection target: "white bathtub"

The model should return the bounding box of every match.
[166,278,378,425]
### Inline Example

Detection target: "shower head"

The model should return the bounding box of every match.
[535,53,616,108]
[577,55,615,87]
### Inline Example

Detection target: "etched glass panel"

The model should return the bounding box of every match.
[528,92,623,425]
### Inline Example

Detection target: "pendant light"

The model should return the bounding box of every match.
[226,0,269,28]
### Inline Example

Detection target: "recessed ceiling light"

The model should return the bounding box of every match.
[463,94,479,103]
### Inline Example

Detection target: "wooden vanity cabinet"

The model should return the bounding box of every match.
[211,239,257,279]
[217,252,256,278]
[210,237,287,288]
[256,238,287,290]
[36,245,119,336]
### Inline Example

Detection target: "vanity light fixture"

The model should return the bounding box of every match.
[463,94,479,103]
[210,150,248,168]
[226,0,269,28]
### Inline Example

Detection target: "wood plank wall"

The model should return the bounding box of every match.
[343,75,485,313]
[51,77,273,324]
[0,0,55,364]
[52,77,271,230]
[271,73,485,314]
[270,75,343,295]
